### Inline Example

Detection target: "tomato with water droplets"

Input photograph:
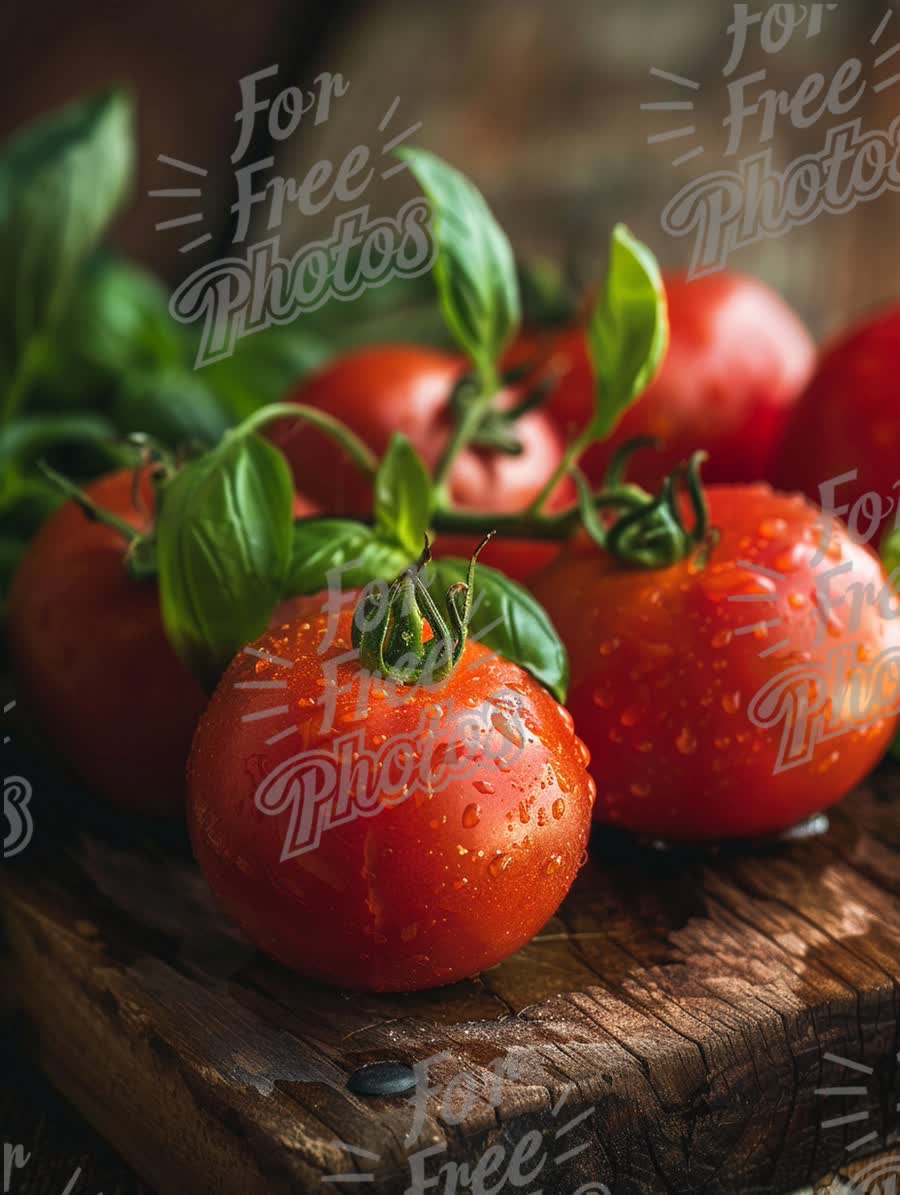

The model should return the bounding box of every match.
[188,594,595,991]
[530,485,900,841]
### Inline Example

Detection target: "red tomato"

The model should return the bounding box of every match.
[270,345,573,516]
[188,595,595,991]
[773,304,900,525]
[7,469,208,815]
[530,485,900,841]
[518,272,815,491]
[431,533,560,583]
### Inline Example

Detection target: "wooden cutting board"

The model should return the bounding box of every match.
[2,760,899,1195]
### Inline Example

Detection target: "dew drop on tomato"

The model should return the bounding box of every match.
[462,803,481,827]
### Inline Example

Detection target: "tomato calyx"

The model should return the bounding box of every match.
[591,450,716,569]
[352,533,494,685]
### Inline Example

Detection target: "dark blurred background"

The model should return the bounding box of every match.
[2,0,898,340]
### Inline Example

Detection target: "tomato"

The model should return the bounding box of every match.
[7,469,208,815]
[773,304,900,525]
[517,272,815,491]
[431,533,560,584]
[188,594,595,991]
[270,345,573,516]
[530,485,900,841]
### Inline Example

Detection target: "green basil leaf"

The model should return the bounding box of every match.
[398,147,519,381]
[201,324,331,421]
[588,224,668,439]
[156,432,294,687]
[428,558,569,702]
[113,367,230,448]
[0,413,116,470]
[285,518,411,597]
[34,254,186,407]
[0,91,135,408]
[373,433,433,557]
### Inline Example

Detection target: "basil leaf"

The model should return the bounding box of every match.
[0,413,116,470]
[398,147,519,381]
[156,432,294,687]
[0,91,134,411]
[34,254,185,407]
[373,434,433,557]
[113,367,229,447]
[285,518,411,597]
[201,324,331,421]
[588,224,668,439]
[428,559,569,702]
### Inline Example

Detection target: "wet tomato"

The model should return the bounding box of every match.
[516,272,815,491]
[270,345,573,516]
[188,595,595,991]
[7,469,208,815]
[530,485,900,841]
[773,303,900,522]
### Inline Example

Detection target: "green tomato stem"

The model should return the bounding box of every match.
[233,402,378,480]
[524,426,593,517]
[432,361,500,506]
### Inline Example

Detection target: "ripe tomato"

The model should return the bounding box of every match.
[530,485,900,841]
[773,304,900,522]
[270,345,573,516]
[517,272,815,490]
[7,469,208,815]
[188,595,595,991]
[431,533,560,584]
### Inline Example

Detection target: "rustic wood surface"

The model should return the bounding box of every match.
[2,754,899,1195]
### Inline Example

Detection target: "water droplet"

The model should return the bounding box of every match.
[721,691,741,715]
[462,803,481,828]
[676,728,698,755]
[456,844,469,857]
[787,592,807,610]
[758,518,787,539]
[637,740,653,754]
[488,853,512,878]
[629,782,650,798]
[472,779,494,796]
[592,689,612,709]
[620,705,641,728]
[348,1061,417,1097]
[711,629,732,649]
[518,801,531,825]
[552,798,566,820]
[598,638,621,656]
[545,854,563,876]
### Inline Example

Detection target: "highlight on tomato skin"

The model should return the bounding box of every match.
[530,484,900,843]
[187,596,596,993]
[509,271,816,493]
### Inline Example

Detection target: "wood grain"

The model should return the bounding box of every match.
[2,763,898,1195]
